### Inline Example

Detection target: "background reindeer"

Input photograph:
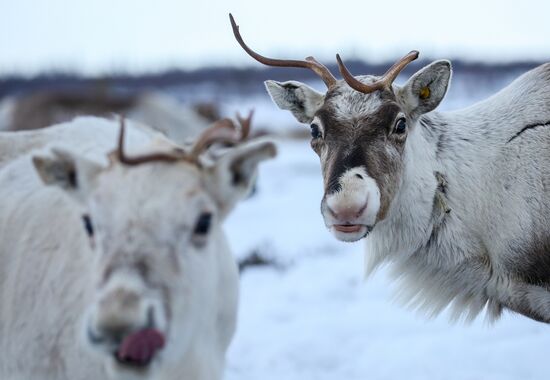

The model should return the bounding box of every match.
[0,90,216,146]
[230,14,550,323]
[0,115,275,380]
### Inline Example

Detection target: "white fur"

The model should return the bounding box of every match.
[366,63,550,322]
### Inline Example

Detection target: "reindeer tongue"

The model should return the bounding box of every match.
[116,328,165,366]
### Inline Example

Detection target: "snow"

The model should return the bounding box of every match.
[222,139,550,379]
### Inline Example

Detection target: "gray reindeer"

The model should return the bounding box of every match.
[231,14,550,323]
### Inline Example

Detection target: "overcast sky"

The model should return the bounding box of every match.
[0,0,549,76]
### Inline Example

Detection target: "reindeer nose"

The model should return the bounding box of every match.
[91,288,144,342]
[327,201,368,222]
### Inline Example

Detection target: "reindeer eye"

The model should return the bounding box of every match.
[394,118,407,134]
[310,123,322,139]
[194,213,212,236]
[82,214,94,237]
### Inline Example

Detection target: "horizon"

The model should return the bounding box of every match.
[0,56,543,83]
[1,0,549,77]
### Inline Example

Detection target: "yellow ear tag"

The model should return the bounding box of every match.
[419,86,430,99]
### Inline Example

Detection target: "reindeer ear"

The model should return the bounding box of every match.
[208,139,277,218]
[264,80,325,124]
[398,60,452,118]
[32,148,103,201]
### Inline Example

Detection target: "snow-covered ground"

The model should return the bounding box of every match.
[222,137,550,378]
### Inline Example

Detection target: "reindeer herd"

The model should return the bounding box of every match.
[0,12,549,380]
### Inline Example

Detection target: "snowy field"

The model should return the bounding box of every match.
[220,77,550,380]
[2,66,547,379]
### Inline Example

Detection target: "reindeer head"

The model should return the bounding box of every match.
[32,115,275,378]
[231,14,451,242]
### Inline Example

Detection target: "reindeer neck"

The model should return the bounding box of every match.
[364,114,442,272]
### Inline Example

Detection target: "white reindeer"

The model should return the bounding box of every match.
[0,115,276,379]
[230,14,550,323]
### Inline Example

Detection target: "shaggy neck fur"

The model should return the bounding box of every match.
[366,111,494,321]
[365,63,550,322]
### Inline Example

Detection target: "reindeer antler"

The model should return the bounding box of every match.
[190,110,254,155]
[116,113,254,167]
[229,14,337,88]
[117,117,184,165]
[189,118,241,158]
[336,50,419,94]
[236,109,253,140]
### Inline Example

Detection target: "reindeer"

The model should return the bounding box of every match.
[0,90,215,145]
[0,114,276,379]
[230,14,550,323]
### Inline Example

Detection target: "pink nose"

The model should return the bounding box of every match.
[327,202,367,221]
